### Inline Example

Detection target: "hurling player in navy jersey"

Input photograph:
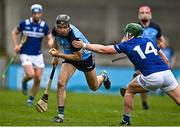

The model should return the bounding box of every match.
[48,14,111,122]
[72,23,180,125]
[129,5,167,110]
[11,4,53,105]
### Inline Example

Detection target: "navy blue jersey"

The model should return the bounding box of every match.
[52,24,93,61]
[17,18,49,55]
[114,37,169,76]
[140,22,162,44]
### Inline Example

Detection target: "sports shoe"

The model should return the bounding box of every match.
[101,70,111,90]
[27,99,33,106]
[120,120,131,126]
[22,80,28,96]
[120,88,126,97]
[53,114,64,123]
[142,102,149,110]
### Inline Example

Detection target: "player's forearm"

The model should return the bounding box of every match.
[11,28,19,47]
[46,33,54,48]
[84,43,110,54]
[58,53,82,61]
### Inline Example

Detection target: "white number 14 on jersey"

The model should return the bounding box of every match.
[133,42,158,59]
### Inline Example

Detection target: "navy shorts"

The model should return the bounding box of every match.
[62,55,95,72]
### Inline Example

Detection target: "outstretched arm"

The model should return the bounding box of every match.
[84,44,116,54]
[72,40,117,54]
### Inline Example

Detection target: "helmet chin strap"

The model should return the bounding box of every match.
[126,33,134,40]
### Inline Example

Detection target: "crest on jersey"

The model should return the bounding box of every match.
[39,28,43,32]
[33,27,37,32]
[25,27,31,30]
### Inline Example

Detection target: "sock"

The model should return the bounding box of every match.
[123,113,130,123]
[58,106,64,115]
[28,96,34,101]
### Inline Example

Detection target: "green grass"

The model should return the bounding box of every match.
[0,89,180,126]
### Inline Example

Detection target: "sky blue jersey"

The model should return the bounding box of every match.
[17,17,49,55]
[52,24,92,61]
[140,22,162,44]
[114,37,169,76]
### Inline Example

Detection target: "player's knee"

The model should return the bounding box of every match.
[57,79,66,89]
[34,76,41,84]
[28,75,34,80]
[27,73,34,79]
[126,87,134,94]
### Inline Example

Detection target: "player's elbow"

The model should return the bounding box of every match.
[11,27,19,35]
[11,30,16,36]
[74,54,82,61]
[76,56,82,61]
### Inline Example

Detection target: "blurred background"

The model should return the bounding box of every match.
[0,0,180,92]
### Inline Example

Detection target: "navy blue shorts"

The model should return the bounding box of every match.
[62,55,95,72]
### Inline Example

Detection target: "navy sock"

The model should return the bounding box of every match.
[123,114,130,123]
[28,96,34,101]
[58,106,64,115]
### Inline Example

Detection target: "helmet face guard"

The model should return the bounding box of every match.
[124,23,143,37]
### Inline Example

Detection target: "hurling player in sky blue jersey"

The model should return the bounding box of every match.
[11,4,53,105]
[132,5,168,110]
[72,23,180,125]
[48,14,111,123]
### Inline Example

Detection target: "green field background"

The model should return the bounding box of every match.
[0,89,180,126]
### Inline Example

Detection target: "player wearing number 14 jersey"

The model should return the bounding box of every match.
[114,32,169,76]
[72,23,180,125]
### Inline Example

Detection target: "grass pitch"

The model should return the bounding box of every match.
[0,89,180,126]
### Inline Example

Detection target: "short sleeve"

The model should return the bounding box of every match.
[68,31,81,52]
[152,22,162,38]
[17,20,25,32]
[114,42,126,53]
[44,23,50,36]
[156,26,162,38]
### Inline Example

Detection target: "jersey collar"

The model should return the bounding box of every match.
[30,17,41,24]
